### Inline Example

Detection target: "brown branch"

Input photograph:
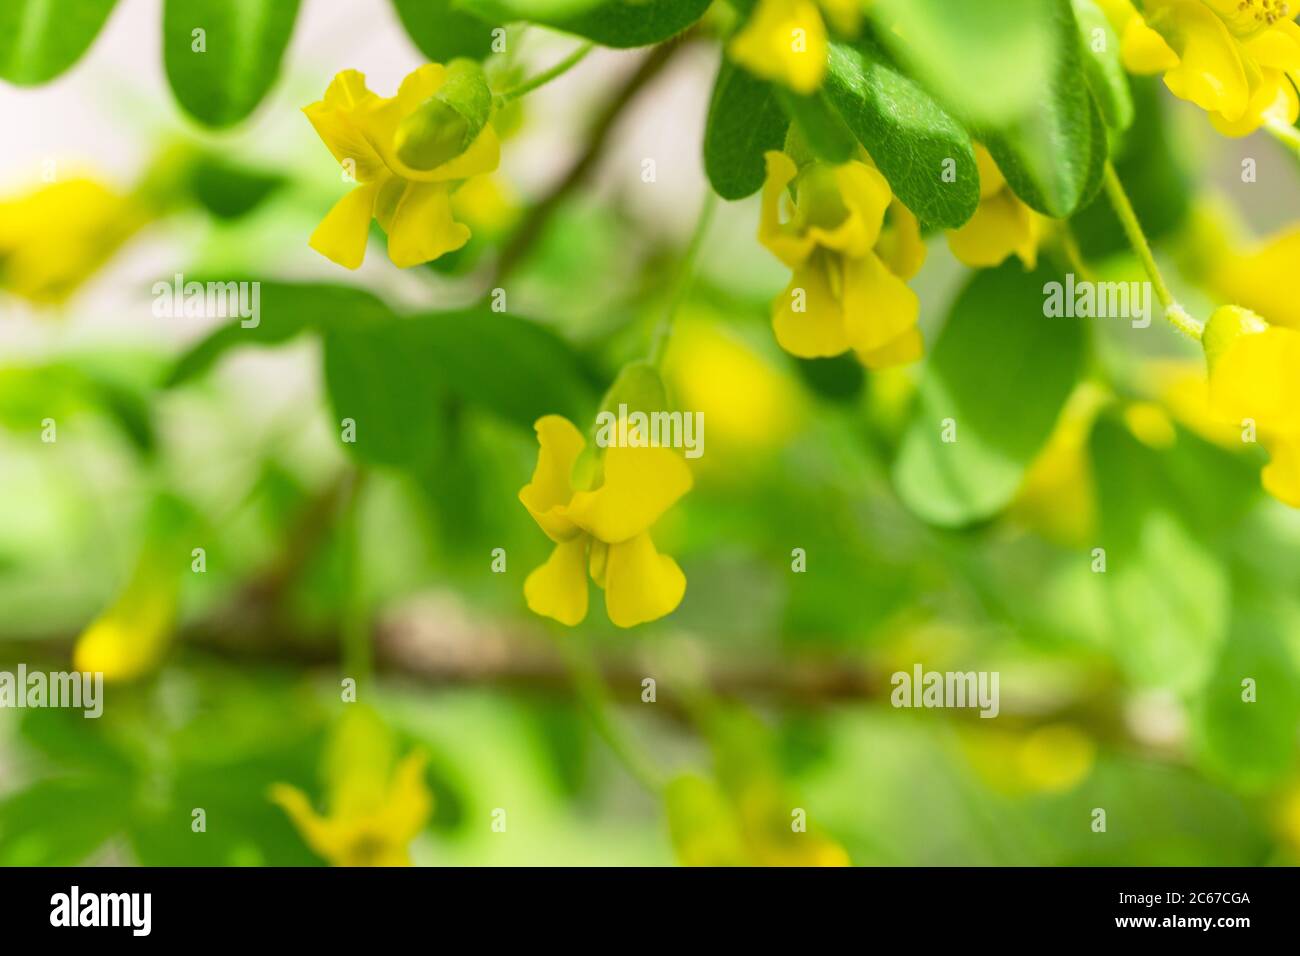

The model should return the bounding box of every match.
[492,33,697,283]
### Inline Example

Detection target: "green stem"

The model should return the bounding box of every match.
[1101,162,1203,341]
[496,42,594,104]
[649,191,717,367]
[552,629,665,795]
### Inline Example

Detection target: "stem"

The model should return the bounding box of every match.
[649,191,717,367]
[1267,116,1300,156]
[551,629,665,795]
[1101,162,1203,340]
[496,42,594,104]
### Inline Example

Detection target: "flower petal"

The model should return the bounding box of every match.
[946,188,1038,269]
[1154,0,1250,121]
[519,415,586,542]
[383,181,470,268]
[308,180,382,270]
[604,531,687,628]
[566,445,694,544]
[841,251,919,353]
[1208,324,1300,432]
[1262,435,1300,508]
[728,0,827,94]
[759,151,816,267]
[524,537,591,626]
[772,254,852,358]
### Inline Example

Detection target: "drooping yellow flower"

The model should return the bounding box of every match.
[271,708,432,867]
[1101,0,1300,135]
[1208,223,1300,329]
[73,550,180,682]
[0,178,149,305]
[1202,304,1300,506]
[519,415,692,628]
[758,150,925,367]
[729,0,859,93]
[303,64,500,269]
[945,145,1040,270]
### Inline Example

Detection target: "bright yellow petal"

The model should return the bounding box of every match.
[270,784,360,866]
[772,253,852,358]
[874,200,927,281]
[815,161,890,256]
[1210,69,1298,136]
[372,752,433,846]
[840,251,919,353]
[524,537,591,626]
[728,0,827,94]
[1121,16,1180,73]
[1262,435,1300,508]
[759,151,817,267]
[308,180,382,269]
[1212,226,1300,330]
[1207,321,1300,432]
[856,327,923,370]
[603,532,687,628]
[1153,0,1251,121]
[972,144,1007,201]
[303,71,391,183]
[519,415,586,541]
[946,189,1038,269]
[566,445,694,544]
[381,181,470,268]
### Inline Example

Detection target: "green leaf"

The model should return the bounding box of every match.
[703,59,789,201]
[892,261,1085,527]
[1072,0,1134,134]
[869,0,1055,129]
[1192,595,1300,792]
[1089,419,1229,693]
[460,0,709,47]
[165,282,394,386]
[392,0,499,61]
[823,40,979,229]
[1070,77,1189,259]
[983,0,1107,218]
[187,154,287,220]
[0,0,118,85]
[775,87,856,164]
[162,0,301,128]
[792,354,864,403]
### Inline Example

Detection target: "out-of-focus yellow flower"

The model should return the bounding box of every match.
[961,724,1097,796]
[728,0,859,93]
[1009,383,1108,547]
[758,150,925,367]
[271,708,432,867]
[73,551,179,682]
[448,174,517,240]
[1149,358,1242,445]
[1124,400,1179,448]
[1203,304,1300,506]
[519,415,692,628]
[665,315,803,461]
[0,178,149,305]
[1208,223,1300,330]
[946,145,1040,270]
[303,64,499,269]
[1101,0,1300,136]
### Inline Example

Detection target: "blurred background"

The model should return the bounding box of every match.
[3,0,1300,866]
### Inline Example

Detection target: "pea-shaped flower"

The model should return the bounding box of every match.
[520,415,692,628]
[758,150,925,367]
[1203,304,1300,506]
[945,145,1040,270]
[304,61,499,269]
[1100,0,1300,135]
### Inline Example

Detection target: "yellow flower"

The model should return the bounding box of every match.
[1203,304,1300,506]
[945,145,1040,270]
[1208,222,1300,330]
[758,150,925,367]
[303,64,500,269]
[729,0,859,93]
[271,708,432,867]
[1103,0,1300,135]
[73,551,180,682]
[519,415,692,628]
[0,178,148,305]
